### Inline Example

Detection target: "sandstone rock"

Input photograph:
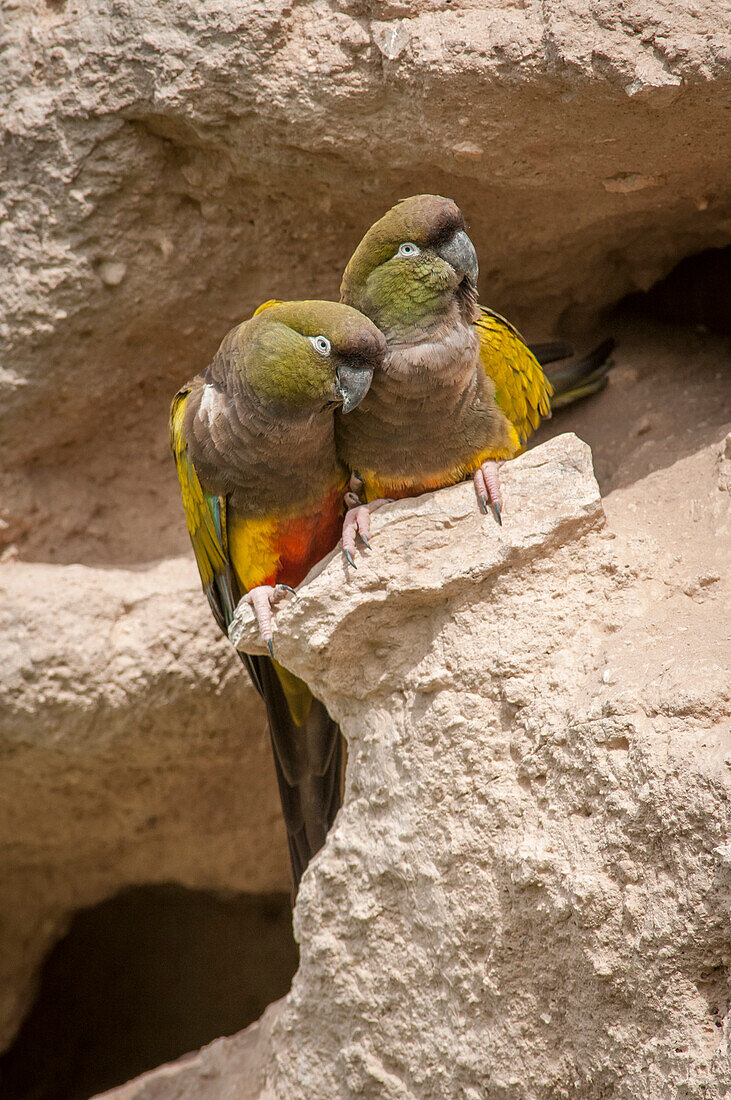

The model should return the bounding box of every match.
[100,433,731,1098]
[2,1,730,466]
[0,557,282,1051]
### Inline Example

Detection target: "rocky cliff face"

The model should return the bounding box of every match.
[2,0,730,1094]
[0,557,289,1054]
[104,433,731,1099]
[2,0,729,467]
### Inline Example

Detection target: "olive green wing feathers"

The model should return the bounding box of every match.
[475,307,553,448]
[169,387,237,632]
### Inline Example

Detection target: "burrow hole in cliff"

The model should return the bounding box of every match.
[0,885,298,1100]
[618,245,731,334]
[534,244,731,494]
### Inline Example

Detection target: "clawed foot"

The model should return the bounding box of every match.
[474,461,503,526]
[342,501,393,568]
[243,584,296,657]
[342,474,393,569]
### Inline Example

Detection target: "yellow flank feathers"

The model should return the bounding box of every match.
[475,309,553,449]
[170,389,227,588]
[227,512,280,592]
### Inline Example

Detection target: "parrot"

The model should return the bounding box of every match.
[170,300,386,892]
[334,194,614,548]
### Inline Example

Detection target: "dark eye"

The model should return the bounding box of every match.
[398,242,420,258]
[310,335,331,356]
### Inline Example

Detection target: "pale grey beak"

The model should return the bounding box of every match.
[337,363,374,413]
[438,229,479,287]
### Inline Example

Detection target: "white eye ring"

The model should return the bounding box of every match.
[398,242,420,258]
[310,335,331,356]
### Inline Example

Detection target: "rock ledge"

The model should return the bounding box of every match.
[104,433,731,1099]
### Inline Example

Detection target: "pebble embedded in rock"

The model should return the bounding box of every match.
[96,260,127,287]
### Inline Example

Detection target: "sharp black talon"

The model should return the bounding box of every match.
[266,638,275,658]
[281,585,297,596]
[385,498,395,504]
[491,502,503,526]
[360,535,372,550]
[345,549,357,569]
[478,494,489,515]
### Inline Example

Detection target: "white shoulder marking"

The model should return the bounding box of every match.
[199,383,224,425]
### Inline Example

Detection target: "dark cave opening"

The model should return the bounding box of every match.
[0,885,298,1100]
[617,245,731,333]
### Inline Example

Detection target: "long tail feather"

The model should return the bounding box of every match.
[528,340,575,366]
[545,338,616,410]
[242,652,343,895]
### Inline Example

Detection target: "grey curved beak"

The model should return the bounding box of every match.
[438,229,479,287]
[337,363,374,413]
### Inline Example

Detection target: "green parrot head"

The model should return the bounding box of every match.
[339,195,479,341]
[242,300,387,416]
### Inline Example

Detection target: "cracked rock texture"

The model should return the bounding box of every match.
[104,433,731,1099]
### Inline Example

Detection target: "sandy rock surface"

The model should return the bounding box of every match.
[2,1,730,467]
[102,432,731,1099]
[0,557,287,1051]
